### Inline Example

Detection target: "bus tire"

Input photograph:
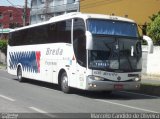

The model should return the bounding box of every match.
[61,72,70,93]
[17,66,24,82]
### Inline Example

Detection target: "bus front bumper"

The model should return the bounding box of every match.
[86,80,141,91]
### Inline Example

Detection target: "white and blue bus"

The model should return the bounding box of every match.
[7,12,152,93]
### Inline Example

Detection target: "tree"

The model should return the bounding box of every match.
[0,40,7,54]
[147,11,160,45]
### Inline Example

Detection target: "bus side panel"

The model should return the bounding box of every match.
[60,45,78,88]
[7,45,42,81]
[7,46,17,76]
[7,43,88,90]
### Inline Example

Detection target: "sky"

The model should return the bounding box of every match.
[0,0,31,7]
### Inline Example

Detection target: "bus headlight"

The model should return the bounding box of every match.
[135,77,141,81]
[88,76,104,81]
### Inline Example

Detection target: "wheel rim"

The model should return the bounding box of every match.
[62,75,68,90]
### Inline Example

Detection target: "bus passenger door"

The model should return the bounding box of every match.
[76,63,87,89]
[73,18,86,89]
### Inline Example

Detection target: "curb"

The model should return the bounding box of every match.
[0,66,7,71]
[142,74,160,80]
[132,83,160,97]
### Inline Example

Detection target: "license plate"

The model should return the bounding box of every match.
[114,84,123,90]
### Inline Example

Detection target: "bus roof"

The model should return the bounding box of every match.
[10,12,135,32]
[49,12,135,22]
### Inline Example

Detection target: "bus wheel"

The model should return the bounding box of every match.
[61,72,70,93]
[17,67,24,82]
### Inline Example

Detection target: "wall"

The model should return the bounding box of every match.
[30,0,79,24]
[80,0,160,33]
[0,50,6,64]
[143,46,160,76]
[0,6,30,28]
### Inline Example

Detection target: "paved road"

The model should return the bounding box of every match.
[0,69,160,118]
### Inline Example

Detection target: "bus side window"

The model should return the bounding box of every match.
[73,18,86,67]
[48,19,71,43]
[48,23,57,43]
[57,20,71,43]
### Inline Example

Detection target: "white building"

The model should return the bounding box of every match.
[30,0,79,24]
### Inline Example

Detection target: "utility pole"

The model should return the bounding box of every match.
[23,0,27,26]
[77,0,81,12]
[45,0,49,21]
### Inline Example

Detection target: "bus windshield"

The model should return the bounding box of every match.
[88,36,142,72]
[87,19,142,72]
[87,19,139,38]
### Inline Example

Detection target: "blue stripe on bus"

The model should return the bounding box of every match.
[9,51,40,73]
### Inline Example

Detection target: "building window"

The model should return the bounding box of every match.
[31,0,37,6]
[0,12,3,19]
[41,0,45,3]
[68,0,76,4]
[0,23,2,28]
[9,13,12,17]
[9,13,13,20]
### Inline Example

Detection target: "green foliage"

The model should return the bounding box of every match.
[147,11,160,45]
[0,40,7,54]
[149,11,160,21]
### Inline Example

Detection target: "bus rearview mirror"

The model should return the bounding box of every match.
[143,35,154,54]
[86,31,93,50]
